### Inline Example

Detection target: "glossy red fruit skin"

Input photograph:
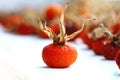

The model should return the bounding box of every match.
[37,24,59,38]
[101,41,120,60]
[15,23,35,35]
[115,52,120,69]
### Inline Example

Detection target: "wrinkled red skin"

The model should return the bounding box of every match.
[115,52,120,69]
[42,43,77,68]
[101,41,120,60]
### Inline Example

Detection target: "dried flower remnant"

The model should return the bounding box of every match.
[40,3,95,68]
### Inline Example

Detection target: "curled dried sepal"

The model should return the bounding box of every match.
[113,31,120,47]
[58,2,69,44]
[89,26,105,40]
[100,23,114,41]
[39,21,57,39]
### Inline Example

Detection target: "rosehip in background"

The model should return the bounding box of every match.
[92,38,108,55]
[2,14,22,32]
[89,27,108,55]
[102,40,120,60]
[44,4,63,20]
[100,24,120,60]
[15,23,36,35]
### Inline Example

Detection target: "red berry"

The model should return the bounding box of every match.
[2,14,22,31]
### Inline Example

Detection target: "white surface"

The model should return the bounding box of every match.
[0,26,120,80]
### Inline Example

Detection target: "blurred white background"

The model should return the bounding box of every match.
[0,0,65,11]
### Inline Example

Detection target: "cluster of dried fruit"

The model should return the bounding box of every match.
[0,0,120,68]
[65,0,120,69]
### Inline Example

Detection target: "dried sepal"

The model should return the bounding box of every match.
[100,23,113,41]
[113,31,120,46]
[39,2,69,45]
[59,2,69,43]
[39,2,95,46]
[89,22,108,40]
[39,21,57,39]
[39,21,50,36]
